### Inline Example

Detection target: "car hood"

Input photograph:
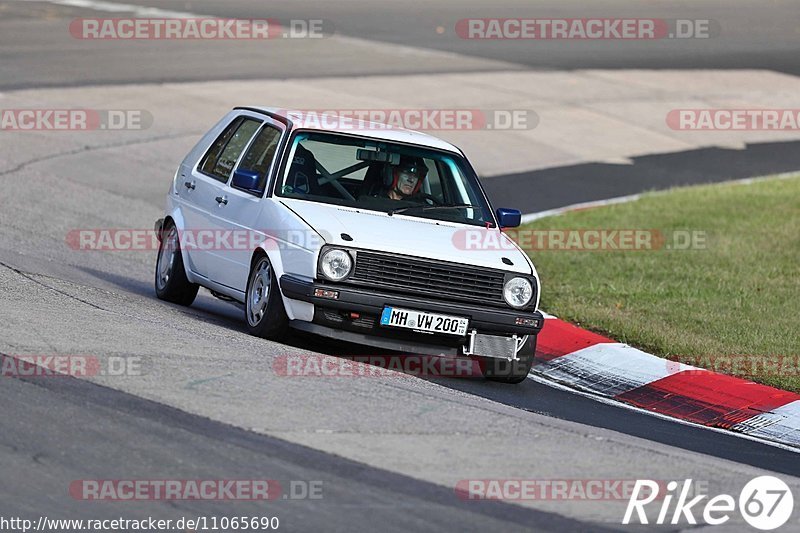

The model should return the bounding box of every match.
[280,198,533,275]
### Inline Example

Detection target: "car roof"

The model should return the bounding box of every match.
[236,106,463,154]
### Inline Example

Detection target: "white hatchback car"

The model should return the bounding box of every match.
[155,107,544,383]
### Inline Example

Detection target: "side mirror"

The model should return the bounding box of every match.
[232,169,261,191]
[496,208,521,228]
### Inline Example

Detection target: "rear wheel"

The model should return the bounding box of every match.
[246,255,289,341]
[479,335,536,384]
[154,222,198,306]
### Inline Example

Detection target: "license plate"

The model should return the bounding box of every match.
[380,307,469,336]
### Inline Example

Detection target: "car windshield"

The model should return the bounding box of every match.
[276,131,494,227]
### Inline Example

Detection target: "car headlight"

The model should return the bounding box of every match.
[319,248,353,281]
[503,277,533,308]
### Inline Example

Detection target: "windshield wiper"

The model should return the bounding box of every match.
[387,203,480,216]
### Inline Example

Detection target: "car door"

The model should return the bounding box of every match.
[184,115,263,280]
[175,116,237,275]
[207,118,286,291]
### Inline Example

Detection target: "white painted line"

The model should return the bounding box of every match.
[527,372,800,454]
[14,0,201,18]
[520,193,642,224]
[521,171,800,221]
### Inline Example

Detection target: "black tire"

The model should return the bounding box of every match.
[245,254,289,341]
[479,335,537,384]
[154,221,199,306]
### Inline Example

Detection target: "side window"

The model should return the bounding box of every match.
[236,125,282,194]
[199,117,261,183]
[423,159,443,199]
[301,140,368,181]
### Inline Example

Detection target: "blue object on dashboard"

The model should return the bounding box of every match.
[232,168,261,191]
[496,208,522,228]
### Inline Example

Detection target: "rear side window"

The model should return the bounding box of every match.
[199,117,261,182]
[236,125,282,194]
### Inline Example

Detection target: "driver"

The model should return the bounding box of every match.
[383,156,428,200]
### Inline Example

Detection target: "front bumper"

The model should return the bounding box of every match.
[280,275,544,352]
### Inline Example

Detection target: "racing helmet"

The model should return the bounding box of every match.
[384,155,428,196]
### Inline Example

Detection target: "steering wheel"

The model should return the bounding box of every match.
[416,193,442,205]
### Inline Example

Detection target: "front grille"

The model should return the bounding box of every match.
[352,315,376,329]
[348,251,506,306]
[321,310,344,324]
[321,309,376,329]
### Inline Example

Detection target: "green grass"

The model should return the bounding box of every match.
[521,175,800,392]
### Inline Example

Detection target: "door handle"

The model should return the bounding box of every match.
[215,195,228,205]
[184,181,196,190]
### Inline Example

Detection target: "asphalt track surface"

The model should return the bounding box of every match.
[4,0,800,208]
[2,0,800,530]
[5,0,800,88]
[1,365,614,533]
[482,139,800,213]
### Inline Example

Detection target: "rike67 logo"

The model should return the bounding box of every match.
[623,476,794,530]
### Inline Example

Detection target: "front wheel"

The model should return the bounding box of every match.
[246,255,289,341]
[154,222,199,306]
[479,335,536,384]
